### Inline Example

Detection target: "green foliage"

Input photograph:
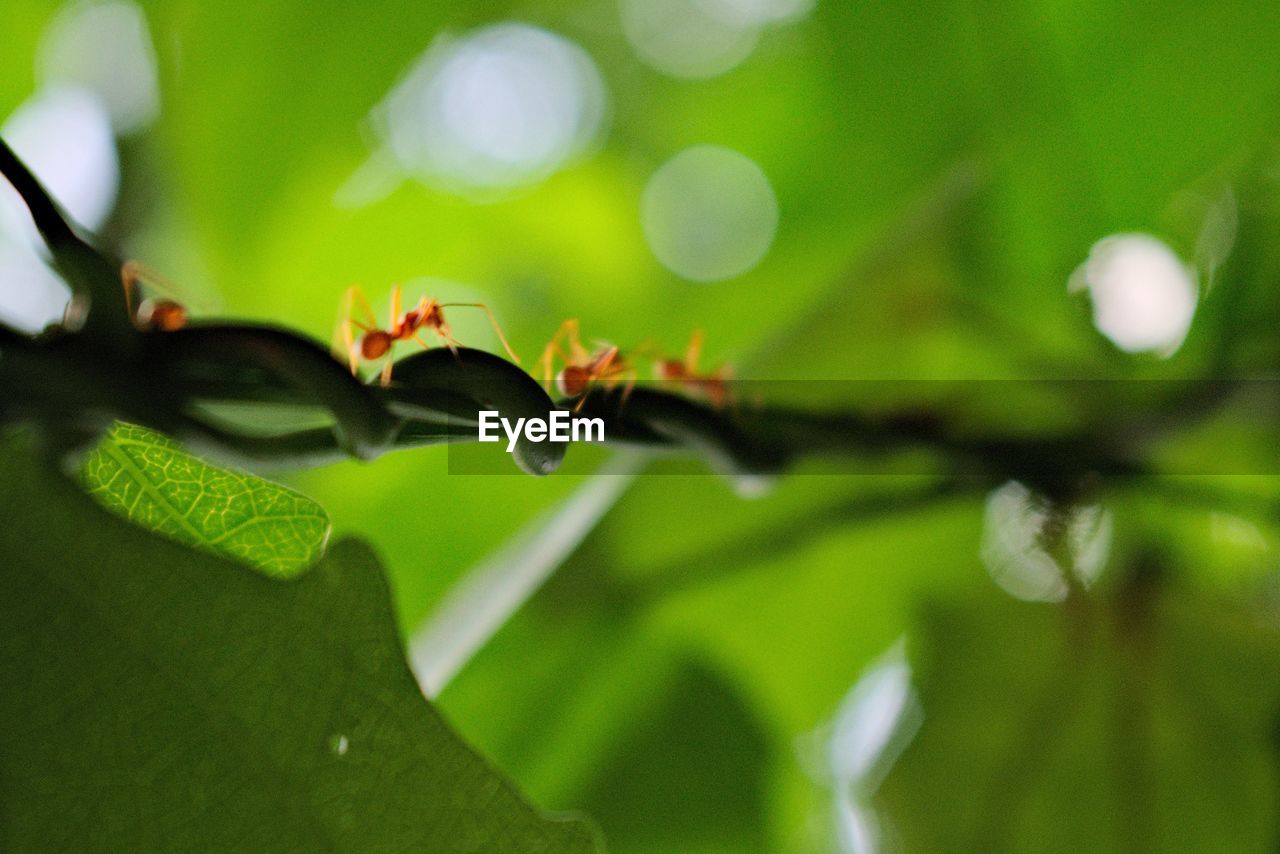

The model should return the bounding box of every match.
[7,0,1280,850]
[83,422,329,577]
[881,585,1280,851]
[0,434,598,852]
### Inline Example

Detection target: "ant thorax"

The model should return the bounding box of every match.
[399,303,443,336]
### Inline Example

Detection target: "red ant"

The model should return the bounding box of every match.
[336,283,519,385]
[121,260,188,332]
[653,329,732,408]
[540,319,635,410]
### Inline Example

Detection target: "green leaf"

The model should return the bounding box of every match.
[878,585,1280,852]
[0,433,599,852]
[83,422,330,578]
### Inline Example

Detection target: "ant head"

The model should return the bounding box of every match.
[421,303,444,326]
[589,345,621,371]
[360,330,393,359]
[557,365,592,398]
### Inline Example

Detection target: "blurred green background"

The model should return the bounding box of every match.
[5,0,1280,850]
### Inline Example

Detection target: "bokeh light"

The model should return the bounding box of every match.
[0,86,119,332]
[620,0,814,79]
[2,87,119,236]
[817,641,920,854]
[621,0,759,80]
[36,0,160,135]
[710,0,816,25]
[641,144,778,282]
[1070,233,1198,356]
[0,241,75,334]
[981,481,1112,603]
[362,23,606,198]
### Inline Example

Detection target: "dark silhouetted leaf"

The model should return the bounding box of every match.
[0,434,599,852]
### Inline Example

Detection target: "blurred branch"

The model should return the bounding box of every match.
[0,138,135,351]
[0,136,1260,493]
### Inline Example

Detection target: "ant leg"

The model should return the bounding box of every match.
[432,313,461,356]
[540,343,557,389]
[685,329,704,372]
[540,322,576,389]
[342,285,380,328]
[543,318,581,374]
[420,315,460,357]
[563,319,589,364]
[713,364,735,411]
[620,367,637,406]
[542,343,577,392]
[121,260,184,309]
[121,259,184,326]
[591,345,620,377]
[433,328,461,358]
[338,285,377,330]
[389,283,402,332]
[120,260,144,320]
[599,358,635,408]
[341,320,358,374]
[335,285,379,373]
[342,317,380,373]
[597,365,634,413]
[572,382,596,414]
[441,303,520,363]
[575,347,622,412]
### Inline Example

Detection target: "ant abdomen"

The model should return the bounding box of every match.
[557,366,592,397]
[137,299,188,332]
[361,331,393,360]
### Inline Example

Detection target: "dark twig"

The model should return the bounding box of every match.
[0,137,1265,490]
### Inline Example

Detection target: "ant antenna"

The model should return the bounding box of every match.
[440,303,521,363]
